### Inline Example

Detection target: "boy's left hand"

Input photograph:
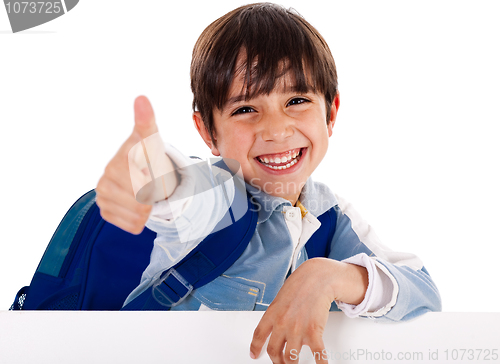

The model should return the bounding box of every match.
[249,258,368,364]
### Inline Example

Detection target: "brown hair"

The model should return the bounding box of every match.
[190,2,338,145]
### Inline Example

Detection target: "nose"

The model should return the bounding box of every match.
[260,109,294,143]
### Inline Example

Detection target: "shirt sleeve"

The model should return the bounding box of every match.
[146,143,235,240]
[148,142,199,221]
[336,253,396,318]
[123,145,237,307]
[329,194,442,321]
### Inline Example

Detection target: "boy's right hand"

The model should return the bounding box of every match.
[95,96,159,235]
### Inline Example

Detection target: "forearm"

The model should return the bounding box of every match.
[303,258,368,305]
[333,260,369,305]
[328,195,441,320]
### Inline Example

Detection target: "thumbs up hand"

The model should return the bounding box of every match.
[96,96,179,234]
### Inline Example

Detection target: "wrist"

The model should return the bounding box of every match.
[329,260,369,305]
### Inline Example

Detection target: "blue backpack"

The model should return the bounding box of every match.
[11,183,336,311]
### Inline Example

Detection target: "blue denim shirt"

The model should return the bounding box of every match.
[124,158,441,321]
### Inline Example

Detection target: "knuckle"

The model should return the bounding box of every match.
[129,216,146,234]
[99,206,112,218]
[96,180,111,197]
[130,224,144,235]
[99,210,114,225]
[137,203,152,215]
[266,345,280,359]
[308,339,325,357]
[104,161,115,175]
[273,317,287,331]
[129,214,142,226]
[99,209,108,220]
[95,179,105,195]
[305,327,316,338]
[252,327,267,342]
[96,201,108,214]
[305,323,324,338]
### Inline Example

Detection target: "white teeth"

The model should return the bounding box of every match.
[259,153,300,171]
[258,149,303,171]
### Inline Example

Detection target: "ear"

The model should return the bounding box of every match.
[327,93,340,137]
[193,112,221,156]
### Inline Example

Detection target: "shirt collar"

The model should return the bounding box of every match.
[245,177,338,224]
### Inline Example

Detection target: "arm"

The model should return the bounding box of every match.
[96,98,239,307]
[330,194,442,321]
[250,195,441,363]
[96,95,234,234]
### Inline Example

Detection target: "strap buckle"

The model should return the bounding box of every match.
[152,268,193,308]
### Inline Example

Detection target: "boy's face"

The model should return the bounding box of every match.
[194,70,339,205]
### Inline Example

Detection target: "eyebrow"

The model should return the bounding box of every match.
[225,94,248,107]
[218,94,245,114]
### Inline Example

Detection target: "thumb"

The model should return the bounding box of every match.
[133,95,159,139]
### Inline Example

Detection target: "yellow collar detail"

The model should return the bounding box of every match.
[295,200,308,219]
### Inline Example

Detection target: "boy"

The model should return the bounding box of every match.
[96,3,441,363]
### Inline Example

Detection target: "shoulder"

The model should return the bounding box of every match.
[331,193,352,213]
[299,178,339,217]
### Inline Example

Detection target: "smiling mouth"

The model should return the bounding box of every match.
[256,148,304,170]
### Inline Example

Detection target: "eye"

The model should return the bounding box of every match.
[232,106,255,116]
[287,97,310,107]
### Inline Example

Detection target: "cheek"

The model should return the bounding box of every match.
[303,119,330,147]
[217,126,254,159]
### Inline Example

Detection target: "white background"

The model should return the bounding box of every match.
[1,0,499,311]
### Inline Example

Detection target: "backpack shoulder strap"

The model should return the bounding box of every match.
[304,206,337,259]
[122,159,258,311]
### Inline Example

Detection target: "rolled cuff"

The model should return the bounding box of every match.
[336,253,398,318]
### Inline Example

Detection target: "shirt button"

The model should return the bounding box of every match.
[285,210,296,220]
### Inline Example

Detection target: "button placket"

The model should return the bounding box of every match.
[285,209,296,220]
